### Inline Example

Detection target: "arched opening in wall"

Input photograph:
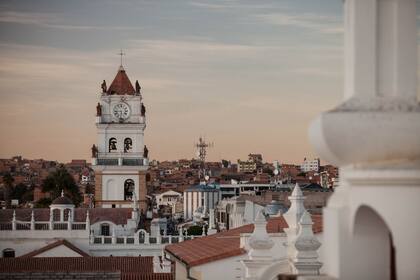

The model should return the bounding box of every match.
[139,230,145,243]
[124,179,135,201]
[63,208,70,221]
[109,138,117,152]
[3,248,15,258]
[353,205,396,280]
[105,179,115,200]
[52,209,60,221]
[101,223,110,236]
[124,138,132,152]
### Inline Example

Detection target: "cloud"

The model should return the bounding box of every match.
[289,67,340,78]
[255,13,343,34]
[124,39,277,67]
[189,1,274,10]
[0,11,143,31]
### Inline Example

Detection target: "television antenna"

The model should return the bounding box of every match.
[194,137,213,180]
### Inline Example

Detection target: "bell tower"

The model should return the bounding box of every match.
[91,64,149,211]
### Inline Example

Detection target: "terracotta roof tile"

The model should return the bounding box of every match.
[51,196,73,205]
[0,256,173,280]
[165,215,323,267]
[20,239,89,258]
[107,66,135,95]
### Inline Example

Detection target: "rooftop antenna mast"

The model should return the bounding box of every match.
[195,137,213,180]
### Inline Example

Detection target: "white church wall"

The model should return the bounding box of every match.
[190,254,244,280]
[0,236,89,257]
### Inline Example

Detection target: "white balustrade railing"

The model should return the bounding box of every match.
[90,233,199,245]
[0,221,88,231]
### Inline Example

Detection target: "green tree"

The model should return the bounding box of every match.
[10,183,28,201]
[84,183,94,194]
[42,165,82,206]
[34,197,52,208]
[2,173,14,208]
[187,225,203,236]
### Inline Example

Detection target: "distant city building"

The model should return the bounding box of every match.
[248,154,262,164]
[218,183,276,199]
[183,184,220,220]
[300,158,320,172]
[237,160,257,173]
[155,190,182,214]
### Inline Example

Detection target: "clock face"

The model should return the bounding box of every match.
[113,102,130,119]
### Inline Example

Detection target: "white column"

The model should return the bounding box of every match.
[49,209,53,230]
[309,0,419,279]
[12,210,16,231]
[343,0,417,102]
[112,227,116,244]
[67,211,72,231]
[30,211,35,230]
[183,192,187,219]
[85,211,90,233]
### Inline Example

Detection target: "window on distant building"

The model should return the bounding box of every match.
[124,138,132,152]
[63,208,70,221]
[101,223,110,236]
[3,248,15,258]
[109,138,117,152]
[124,179,135,201]
[53,209,60,221]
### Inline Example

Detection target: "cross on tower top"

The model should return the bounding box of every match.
[118,49,125,66]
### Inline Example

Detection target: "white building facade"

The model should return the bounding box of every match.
[300,158,320,173]
[0,195,200,258]
[183,185,220,220]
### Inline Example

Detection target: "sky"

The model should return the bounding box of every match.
[0,0,418,164]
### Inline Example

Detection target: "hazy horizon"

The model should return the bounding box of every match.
[0,0,418,165]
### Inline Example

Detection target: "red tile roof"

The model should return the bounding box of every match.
[0,208,132,225]
[20,239,89,258]
[165,215,322,267]
[107,66,135,95]
[0,256,173,280]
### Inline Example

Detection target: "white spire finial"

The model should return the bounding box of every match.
[291,210,322,275]
[12,210,16,221]
[248,210,274,260]
[61,189,64,197]
[283,182,307,261]
[31,210,35,221]
[291,183,303,197]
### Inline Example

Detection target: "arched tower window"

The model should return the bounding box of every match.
[124,179,135,201]
[109,138,117,152]
[3,248,15,258]
[124,138,132,153]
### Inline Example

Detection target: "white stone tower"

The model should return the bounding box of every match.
[309,0,419,279]
[91,65,149,211]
